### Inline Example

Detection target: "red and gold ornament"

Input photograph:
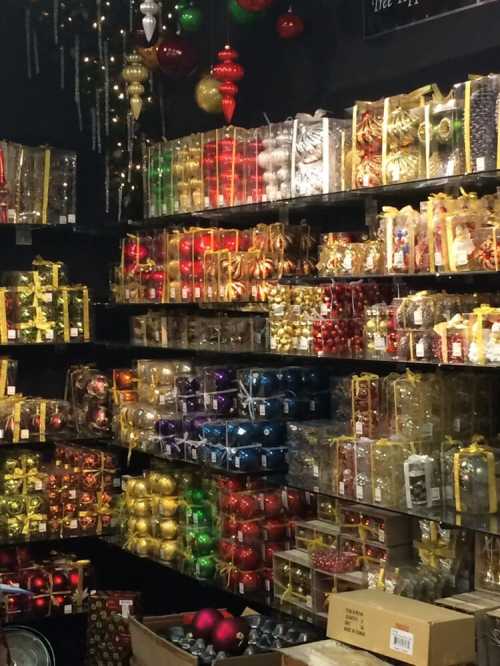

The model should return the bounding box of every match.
[212,45,244,124]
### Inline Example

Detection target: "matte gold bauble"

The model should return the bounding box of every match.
[158,519,178,540]
[157,474,176,496]
[159,540,177,561]
[158,497,179,517]
[135,518,151,536]
[135,537,150,557]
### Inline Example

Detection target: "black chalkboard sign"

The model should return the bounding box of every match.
[364,0,499,38]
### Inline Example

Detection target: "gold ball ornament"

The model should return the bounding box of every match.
[131,478,149,498]
[122,52,149,120]
[134,537,150,557]
[195,75,223,115]
[131,498,150,517]
[134,517,151,536]
[156,474,176,496]
[159,540,177,561]
[158,496,179,517]
[158,519,178,540]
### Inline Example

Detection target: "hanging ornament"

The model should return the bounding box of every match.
[276,7,304,39]
[212,45,244,124]
[178,3,203,32]
[122,52,148,119]
[138,41,161,70]
[140,0,160,43]
[228,0,265,24]
[236,0,274,11]
[195,74,222,114]
[156,34,198,79]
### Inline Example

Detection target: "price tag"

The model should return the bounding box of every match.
[64,604,73,615]
[309,400,316,412]
[362,174,370,187]
[313,465,319,479]
[270,338,277,350]
[434,251,443,267]
[378,528,385,543]
[170,287,176,300]
[7,386,15,396]
[342,254,352,271]
[374,487,382,503]
[355,420,363,435]
[251,286,258,298]
[69,489,76,499]
[356,484,364,500]
[259,403,266,417]
[261,455,268,468]
[59,215,67,224]
[165,444,172,457]
[283,402,289,414]
[35,479,43,491]
[365,254,374,270]
[415,340,425,358]
[70,327,79,338]
[68,214,76,224]
[413,307,423,326]
[299,337,309,351]
[320,303,329,317]
[432,487,441,501]
[211,452,217,464]
[476,156,486,172]
[42,292,53,303]
[338,481,345,495]
[20,429,29,440]
[237,530,244,542]
[0,430,4,439]
[374,334,386,351]
[70,519,78,529]
[113,477,121,488]
[119,599,134,619]
[204,196,210,208]
[148,288,156,300]
[159,395,165,406]
[7,330,16,340]
[456,249,468,266]
[191,448,198,461]
[38,522,46,533]
[8,209,16,223]
[45,330,54,341]
[234,457,240,469]
[181,287,189,300]
[238,582,245,594]
[218,195,225,206]
[394,250,405,268]
[451,342,462,358]
[392,164,401,182]
[207,287,213,298]
[219,287,225,299]
[390,628,414,656]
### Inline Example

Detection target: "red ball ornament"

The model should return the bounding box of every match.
[157,35,198,79]
[222,515,239,538]
[221,492,240,513]
[276,9,304,39]
[124,241,149,264]
[194,233,214,256]
[180,236,193,258]
[238,521,261,543]
[237,0,274,11]
[192,608,224,641]
[212,45,244,124]
[262,492,283,518]
[284,488,303,515]
[263,542,284,566]
[238,570,262,594]
[235,544,261,570]
[212,617,249,655]
[263,518,289,541]
[237,495,260,520]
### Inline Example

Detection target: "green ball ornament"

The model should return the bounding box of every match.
[228,0,265,24]
[195,555,216,579]
[190,488,207,504]
[179,6,203,32]
[193,531,215,556]
[190,506,210,527]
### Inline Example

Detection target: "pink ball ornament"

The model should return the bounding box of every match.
[191,608,224,641]
[212,617,249,655]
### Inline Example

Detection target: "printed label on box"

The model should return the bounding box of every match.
[20,429,29,440]
[6,386,15,396]
[119,599,133,619]
[390,628,414,656]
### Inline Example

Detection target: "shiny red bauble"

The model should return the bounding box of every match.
[238,570,262,594]
[212,617,249,655]
[180,260,193,277]
[191,608,224,641]
[235,544,261,571]
[276,10,304,39]
[124,241,149,263]
[263,542,283,567]
[192,260,204,279]
[179,236,193,258]
[222,515,239,538]
[156,35,198,79]
[237,0,274,11]
[221,492,239,513]
[238,521,261,543]
[148,270,165,285]
[261,492,282,518]
[49,414,63,431]
[218,539,238,562]
[193,233,214,256]
[284,488,303,515]
[237,494,260,520]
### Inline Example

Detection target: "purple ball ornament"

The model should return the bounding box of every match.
[176,374,200,396]
[155,417,181,437]
[211,392,237,416]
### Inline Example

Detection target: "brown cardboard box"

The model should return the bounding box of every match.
[327,590,475,666]
[130,614,281,666]
[435,591,500,666]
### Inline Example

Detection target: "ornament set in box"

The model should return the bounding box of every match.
[113,222,315,305]
[216,478,316,602]
[86,590,141,666]
[130,310,267,353]
[0,141,76,225]
[0,257,90,345]
[66,365,113,438]
[0,548,93,621]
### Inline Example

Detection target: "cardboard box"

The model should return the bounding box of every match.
[435,591,500,666]
[130,614,281,666]
[327,590,475,666]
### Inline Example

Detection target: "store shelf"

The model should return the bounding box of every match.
[97,341,500,371]
[96,301,268,313]
[132,169,500,229]
[0,342,92,350]
[0,532,113,548]
[281,480,500,539]
[0,436,111,449]
[280,271,500,285]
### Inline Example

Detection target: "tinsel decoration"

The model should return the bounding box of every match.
[53,0,59,45]
[25,8,32,79]
[104,40,110,136]
[74,35,82,130]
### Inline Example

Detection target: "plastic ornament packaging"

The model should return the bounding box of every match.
[403,454,437,509]
[453,436,500,514]
[140,0,160,42]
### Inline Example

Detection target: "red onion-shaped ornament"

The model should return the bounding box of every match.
[237,0,274,11]
[212,45,244,124]
[276,8,304,39]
